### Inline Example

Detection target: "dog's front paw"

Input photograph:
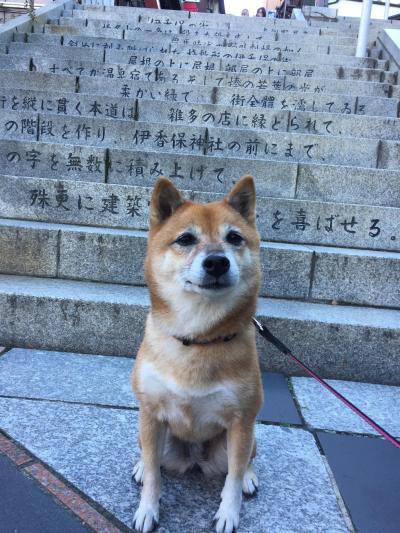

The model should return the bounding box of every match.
[132,459,145,485]
[213,503,239,533]
[132,502,159,533]
[242,465,258,497]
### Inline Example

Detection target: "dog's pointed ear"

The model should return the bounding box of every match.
[225,176,256,224]
[150,177,184,227]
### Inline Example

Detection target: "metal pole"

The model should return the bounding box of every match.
[356,0,373,57]
[384,0,390,19]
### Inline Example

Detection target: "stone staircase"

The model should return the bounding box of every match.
[0,2,399,384]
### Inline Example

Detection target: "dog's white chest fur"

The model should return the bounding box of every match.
[138,361,239,441]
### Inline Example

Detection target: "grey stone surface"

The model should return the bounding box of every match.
[0,348,136,407]
[25,33,62,45]
[0,70,76,92]
[260,242,312,299]
[1,109,383,168]
[311,247,400,308]
[137,100,400,141]
[0,274,149,356]
[0,139,106,182]
[256,297,400,384]
[59,226,147,285]
[108,149,297,198]
[0,112,39,142]
[1,87,136,123]
[378,140,400,169]
[0,175,152,231]
[0,54,29,71]
[195,193,400,252]
[8,41,104,62]
[293,377,400,437]
[0,398,348,532]
[296,164,400,208]
[0,219,58,277]
[78,74,398,117]
[31,56,160,82]
[2,174,399,252]
[0,273,399,383]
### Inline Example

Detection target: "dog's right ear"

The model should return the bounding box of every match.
[150,177,184,227]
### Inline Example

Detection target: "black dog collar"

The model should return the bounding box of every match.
[174,333,237,347]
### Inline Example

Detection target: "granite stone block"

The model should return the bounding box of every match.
[260,242,313,299]
[292,377,400,437]
[59,226,147,285]
[1,88,136,124]
[0,70,76,92]
[311,247,400,308]
[136,99,289,134]
[0,139,106,182]
[79,77,214,105]
[0,111,39,143]
[0,275,149,356]
[0,398,349,532]
[255,297,400,384]
[196,192,400,252]
[0,219,58,277]
[108,148,297,198]
[378,140,400,169]
[8,42,104,62]
[296,164,400,208]
[46,22,124,39]
[2,174,399,252]
[0,54,30,71]
[0,348,136,407]
[27,33,62,45]
[0,175,152,231]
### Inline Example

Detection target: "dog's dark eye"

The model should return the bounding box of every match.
[175,232,197,246]
[226,231,244,246]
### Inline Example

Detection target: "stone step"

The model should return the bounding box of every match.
[0,217,398,309]
[47,15,355,42]
[0,273,398,384]
[32,26,358,59]
[6,39,386,72]
[1,138,399,208]
[0,109,385,169]
[5,107,400,170]
[8,53,391,88]
[2,76,397,119]
[32,25,358,52]
[2,83,399,141]
[43,20,359,48]
[1,174,399,252]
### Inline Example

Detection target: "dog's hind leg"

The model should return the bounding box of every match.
[160,429,196,474]
[198,431,228,477]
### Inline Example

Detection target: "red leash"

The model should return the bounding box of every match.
[253,317,400,450]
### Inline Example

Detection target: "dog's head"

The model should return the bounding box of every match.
[145,176,261,331]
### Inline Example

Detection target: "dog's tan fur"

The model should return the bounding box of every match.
[131,176,263,533]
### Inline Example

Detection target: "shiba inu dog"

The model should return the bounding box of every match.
[132,176,263,533]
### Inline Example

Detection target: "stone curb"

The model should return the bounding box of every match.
[0,430,122,532]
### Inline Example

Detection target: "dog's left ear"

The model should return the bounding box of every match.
[150,177,185,227]
[225,176,256,225]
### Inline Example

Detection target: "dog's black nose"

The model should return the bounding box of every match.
[203,254,230,278]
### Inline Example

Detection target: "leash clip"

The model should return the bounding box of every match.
[252,316,264,332]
